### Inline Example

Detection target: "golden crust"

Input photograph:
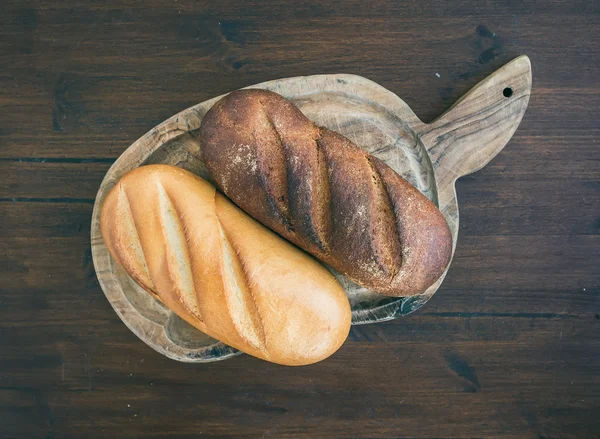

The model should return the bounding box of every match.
[100,165,351,365]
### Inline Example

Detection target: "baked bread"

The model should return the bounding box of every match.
[200,89,452,297]
[100,164,351,366]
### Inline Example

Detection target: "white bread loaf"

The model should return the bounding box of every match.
[100,164,351,365]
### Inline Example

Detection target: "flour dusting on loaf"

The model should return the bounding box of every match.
[200,89,452,297]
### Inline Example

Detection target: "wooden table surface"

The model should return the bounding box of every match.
[2,1,599,438]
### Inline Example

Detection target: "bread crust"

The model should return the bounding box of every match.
[100,165,351,365]
[200,89,452,296]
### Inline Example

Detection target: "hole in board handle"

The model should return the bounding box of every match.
[503,87,513,98]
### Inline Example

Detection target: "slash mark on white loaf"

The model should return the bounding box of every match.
[156,182,202,320]
[115,185,155,294]
[216,215,266,353]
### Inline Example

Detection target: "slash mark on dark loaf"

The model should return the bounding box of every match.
[365,157,403,280]
[311,129,332,254]
[260,105,295,234]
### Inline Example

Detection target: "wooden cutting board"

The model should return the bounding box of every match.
[91,55,532,363]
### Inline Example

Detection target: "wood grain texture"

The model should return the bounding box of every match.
[1,0,599,438]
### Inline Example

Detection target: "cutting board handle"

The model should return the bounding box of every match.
[417,55,532,186]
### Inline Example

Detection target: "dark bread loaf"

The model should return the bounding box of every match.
[200,89,452,297]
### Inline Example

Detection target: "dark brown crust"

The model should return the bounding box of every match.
[200,89,452,296]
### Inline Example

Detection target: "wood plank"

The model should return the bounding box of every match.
[1,203,93,239]
[2,166,597,238]
[3,233,597,319]
[0,160,112,199]
[1,4,599,159]
[1,0,599,438]
[2,332,598,439]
